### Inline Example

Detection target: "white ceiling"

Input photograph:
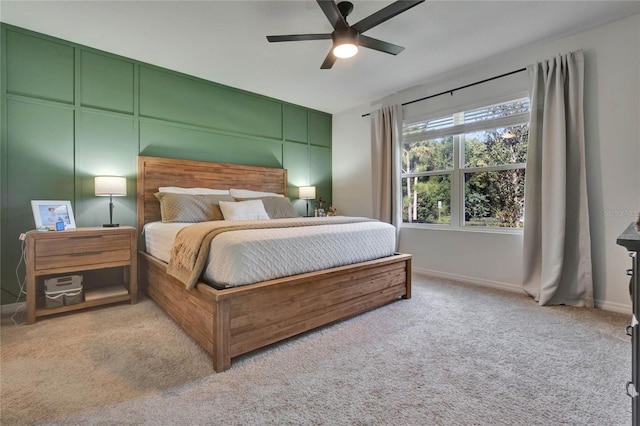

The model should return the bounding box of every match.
[1,1,639,114]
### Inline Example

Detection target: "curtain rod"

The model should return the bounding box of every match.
[361,67,527,118]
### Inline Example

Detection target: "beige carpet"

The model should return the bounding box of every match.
[0,276,631,425]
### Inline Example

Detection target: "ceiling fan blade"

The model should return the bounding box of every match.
[320,50,337,69]
[352,0,425,33]
[267,34,332,42]
[317,0,348,30]
[359,35,405,55]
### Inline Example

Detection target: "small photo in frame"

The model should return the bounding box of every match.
[31,200,76,231]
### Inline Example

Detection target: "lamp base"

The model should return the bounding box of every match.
[103,223,120,227]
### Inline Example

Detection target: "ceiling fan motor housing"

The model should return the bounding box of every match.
[332,27,359,46]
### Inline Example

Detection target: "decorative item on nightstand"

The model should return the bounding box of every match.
[299,186,316,217]
[30,200,76,230]
[95,176,126,227]
[316,197,326,217]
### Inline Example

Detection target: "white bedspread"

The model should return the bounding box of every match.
[144,217,396,288]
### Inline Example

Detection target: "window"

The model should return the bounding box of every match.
[402,97,529,229]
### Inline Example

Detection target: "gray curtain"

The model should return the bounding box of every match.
[522,50,594,307]
[371,105,403,246]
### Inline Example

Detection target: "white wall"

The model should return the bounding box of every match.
[333,14,640,313]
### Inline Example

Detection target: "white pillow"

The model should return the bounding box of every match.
[219,200,270,221]
[158,186,230,195]
[229,188,284,198]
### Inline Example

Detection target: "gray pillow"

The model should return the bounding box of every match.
[155,192,235,222]
[236,196,300,219]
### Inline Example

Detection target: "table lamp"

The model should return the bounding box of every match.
[299,186,316,217]
[95,176,127,227]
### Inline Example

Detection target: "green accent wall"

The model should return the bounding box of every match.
[0,24,332,304]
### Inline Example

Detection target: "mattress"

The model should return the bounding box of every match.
[144,217,396,288]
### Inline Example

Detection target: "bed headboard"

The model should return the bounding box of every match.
[137,156,289,233]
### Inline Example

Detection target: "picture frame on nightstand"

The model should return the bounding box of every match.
[31,200,76,231]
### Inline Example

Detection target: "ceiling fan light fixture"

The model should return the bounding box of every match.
[332,27,359,59]
[265,0,425,69]
[333,42,358,58]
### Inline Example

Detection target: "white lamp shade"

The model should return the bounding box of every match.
[333,43,358,59]
[299,186,316,200]
[95,176,127,196]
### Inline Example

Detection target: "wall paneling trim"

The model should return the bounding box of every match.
[0,24,332,302]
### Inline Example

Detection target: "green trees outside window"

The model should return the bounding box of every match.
[402,98,529,228]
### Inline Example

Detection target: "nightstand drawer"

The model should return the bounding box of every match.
[35,248,131,270]
[35,234,130,257]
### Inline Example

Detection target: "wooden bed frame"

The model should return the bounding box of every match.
[137,155,412,372]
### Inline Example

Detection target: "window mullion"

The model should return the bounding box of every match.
[451,112,464,228]
[402,169,454,178]
[463,163,526,174]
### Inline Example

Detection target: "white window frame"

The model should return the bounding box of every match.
[401,95,530,233]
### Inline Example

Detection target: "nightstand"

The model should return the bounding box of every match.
[25,226,137,324]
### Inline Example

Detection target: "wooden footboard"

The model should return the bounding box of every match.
[139,251,411,372]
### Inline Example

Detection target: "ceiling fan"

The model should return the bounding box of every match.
[266,0,425,69]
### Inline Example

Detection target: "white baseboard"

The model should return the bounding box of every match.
[413,267,522,294]
[596,299,632,314]
[412,267,632,314]
[1,301,26,316]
